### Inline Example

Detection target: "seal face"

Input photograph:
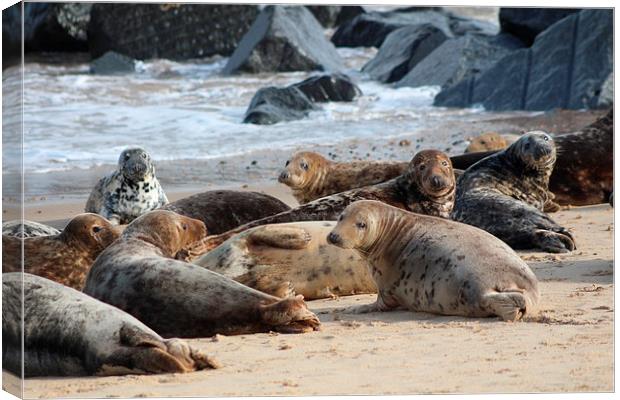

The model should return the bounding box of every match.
[452,131,575,253]
[161,190,291,235]
[326,200,540,321]
[2,220,60,238]
[2,273,218,377]
[83,210,320,338]
[85,147,168,225]
[278,151,408,204]
[194,221,376,300]
[186,149,456,257]
[2,213,121,290]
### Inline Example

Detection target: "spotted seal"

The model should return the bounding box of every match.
[326,200,540,321]
[161,190,290,235]
[278,151,408,204]
[2,273,218,377]
[85,147,168,225]
[2,213,121,290]
[83,210,321,337]
[451,131,575,253]
[194,221,375,300]
[2,219,60,238]
[185,149,456,257]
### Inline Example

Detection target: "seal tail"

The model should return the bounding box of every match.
[259,295,321,333]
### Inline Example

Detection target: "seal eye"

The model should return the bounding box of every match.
[92,226,102,234]
[285,160,290,167]
[338,214,344,221]
[543,135,549,141]
[182,224,188,231]
[301,162,309,171]
[124,154,131,160]
[419,164,426,171]
[356,222,367,229]
[441,160,448,167]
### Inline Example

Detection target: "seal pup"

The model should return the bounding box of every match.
[85,147,168,224]
[326,201,540,321]
[278,151,408,204]
[161,190,290,235]
[185,149,456,257]
[2,273,218,377]
[452,131,575,253]
[194,221,375,300]
[83,210,321,338]
[2,219,60,237]
[465,132,512,153]
[2,213,121,290]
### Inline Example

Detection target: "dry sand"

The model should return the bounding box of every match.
[1,181,614,397]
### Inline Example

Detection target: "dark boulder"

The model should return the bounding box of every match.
[88,4,258,60]
[396,33,524,89]
[435,9,613,111]
[305,6,341,27]
[90,51,136,74]
[223,6,344,74]
[243,86,318,125]
[335,6,366,27]
[499,7,581,46]
[292,74,362,102]
[361,24,448,83]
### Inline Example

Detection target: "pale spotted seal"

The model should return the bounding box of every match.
[85,147,168,224]
[327,200,540,321]
[161,190,290,235]
[278,151,408,204]
[194,221,375,300]
[465,132,519,153]
[2,213,121,290]
[83,210,321,337]
[185,149,456,257]
[2,273,218,377]
[2,219,60,238]
[452,131,575,253]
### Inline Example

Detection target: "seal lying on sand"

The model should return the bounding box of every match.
[85,147,168,224]
[327,201,540,321]
[2,273,218,377]
[2,213,121,290]
[465,132,517,153]
[83,210,321,338]
[161,190,290,235]
[452,132,575,253]
[2,220,60,238]
[184,150,456,258]
[194,221,375,300]
[278,151,408,204]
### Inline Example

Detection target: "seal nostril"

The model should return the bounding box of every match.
[431,176,442,188]
[327,232,340,244]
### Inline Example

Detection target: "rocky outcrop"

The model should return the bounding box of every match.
[434,9,612,111]
[305,6,341,27]
[597,73,613,108]
[88,4,258,60]
[499,8,580,46]
[244,74,362,125]
[361,24,448,83]
[90,51,136,74]
[223,6,344,74]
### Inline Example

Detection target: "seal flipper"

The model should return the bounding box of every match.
[341,293,396,314]
[259,295,321,333]
[247,226,312,250]
[532,229,575,253]
[481,292,527,321]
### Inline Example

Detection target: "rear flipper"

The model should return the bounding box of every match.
[259,295,321,333]
[533,229,576,253]
[481,292,527,322]
[247,226,312,250]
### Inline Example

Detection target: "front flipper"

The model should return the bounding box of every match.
[341,294,396,314]
[481,292,527,322]
[247,225,312,250]
[259,295,321,333]
[533,229,576,253]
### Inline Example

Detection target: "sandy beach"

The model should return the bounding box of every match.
[2,179,614,397]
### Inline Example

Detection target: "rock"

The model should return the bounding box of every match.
[223,6,344,74]
[597,72,613,108]
[88,4,258,60]
[292,74,362,102]
[434,9,613,111]
[335,6,365,27]
[396,33,523,89]
[243,86,318,125]
[331,10,453,48]
[305,6,341,27]
[499,8,581,46]
[361,24,448,83]
[90,51,136,74]
[447,12,499,36]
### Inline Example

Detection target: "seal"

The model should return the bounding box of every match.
[326,200,540,321]
[2,273,218,377]
[2,213,121,290]
[83,210,321,338]
[185,149,456,258]
[85,147,168,224]
[2,219,60,237]
[278,151,408,204]
[452,131,575,253]
[465,132,509,153]
[161,190,291,235]
[194,221,376,300]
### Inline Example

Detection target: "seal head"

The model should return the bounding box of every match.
[278,151,327,191]
[119,147,156,183]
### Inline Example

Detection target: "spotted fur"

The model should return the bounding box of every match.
[2,219,60,238]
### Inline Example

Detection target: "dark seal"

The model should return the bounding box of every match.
[452,131,576,253]
[85,147,168,224]
[185,149,457,258]
[2,273,218,377]
[83,210,321,338]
